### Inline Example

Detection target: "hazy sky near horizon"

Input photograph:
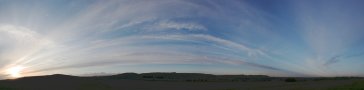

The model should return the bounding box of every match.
[0,0,364,79]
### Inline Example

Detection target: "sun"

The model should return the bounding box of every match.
[6,66,25,78]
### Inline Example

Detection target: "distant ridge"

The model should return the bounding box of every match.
[92,72,270,82]
[3,72,271,82]
[3,72,363,82]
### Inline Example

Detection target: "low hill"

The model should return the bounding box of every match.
[93,72,270,82]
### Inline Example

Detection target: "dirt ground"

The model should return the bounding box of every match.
[0,79,362,90]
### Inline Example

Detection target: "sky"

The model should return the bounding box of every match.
[0,0,364,79]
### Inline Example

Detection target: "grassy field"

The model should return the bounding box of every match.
[328,80,364,90]
[0,74,363,90]
[0,80,363,90]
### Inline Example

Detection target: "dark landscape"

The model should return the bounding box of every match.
[1,0,364,90]
[0,73,363,90]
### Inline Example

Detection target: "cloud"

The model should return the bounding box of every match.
[140,34,265,57]
[292,0,364,76]
[343,51,364,59]
[0,0,284,77]
[114,17,207,32]
[324,51,364,67]
[23,50,301,76]
[0,25,55,69]
[4,0,363,77]
[323,55,341,66]
[149,20,207,31]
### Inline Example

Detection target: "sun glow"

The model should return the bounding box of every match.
[6,66,25,78]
